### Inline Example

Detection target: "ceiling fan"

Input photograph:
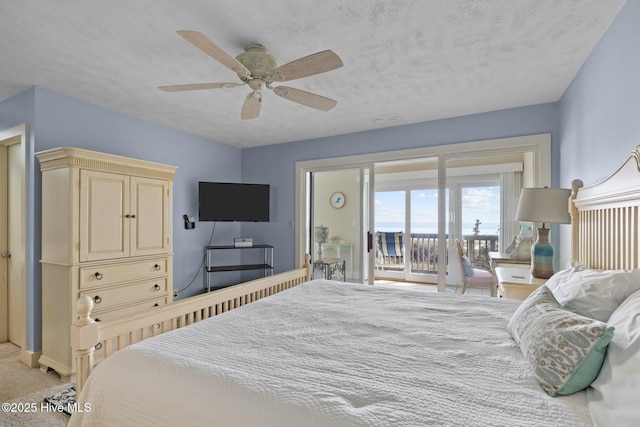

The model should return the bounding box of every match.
[159,31,344,120]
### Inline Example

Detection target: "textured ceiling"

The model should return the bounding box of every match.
[0,1,626,148]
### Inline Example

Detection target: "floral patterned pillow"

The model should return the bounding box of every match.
[508,286,614,396]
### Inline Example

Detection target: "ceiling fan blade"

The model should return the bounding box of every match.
[272,86,337,111]
[270,50,343,82]
[177,30,251,79]
[241,91,262,120]
[158,82,245,92]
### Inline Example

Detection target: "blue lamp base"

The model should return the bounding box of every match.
[531,226,555,279]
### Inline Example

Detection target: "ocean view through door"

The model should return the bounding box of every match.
[374,181,500,286]
[374,187,451,283]
[295,134,551,292]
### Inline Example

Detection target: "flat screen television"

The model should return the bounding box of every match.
[199,182,270,222]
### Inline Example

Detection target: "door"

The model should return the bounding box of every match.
[0,126,26,348]
[446,156,506,293]
[373,154,445,285]
[131,177,170,256]
[80,170,130,261]
[6,143,24,346]
[372,187,449,283]
[307,166,374,284]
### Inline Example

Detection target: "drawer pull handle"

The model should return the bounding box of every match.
[94,295,102,304]
[130,214,136,219]
[153,303,159,307]
[94,272,103,280]
[95,342,103,350]
[154,264,161,271]
[95,318,101,322]
[154,284,161,291]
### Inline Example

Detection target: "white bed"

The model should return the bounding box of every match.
[69,146,640,426]
[70,280,592,427]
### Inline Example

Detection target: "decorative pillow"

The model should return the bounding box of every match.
[461,255,474,277]
[507,286,614,396]
[587,289,640,427]
[545,262,640,322]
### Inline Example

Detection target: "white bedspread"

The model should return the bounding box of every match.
[70,280,593,426]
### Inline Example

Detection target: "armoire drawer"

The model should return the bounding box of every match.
[80,278,168,311]
[79,258,168,289]
[91,296,168,323]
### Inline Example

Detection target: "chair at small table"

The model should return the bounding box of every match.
[455,239,494,295]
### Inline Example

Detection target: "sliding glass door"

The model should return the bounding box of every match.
[445,155,519,293]
[374,190,406,278]
[373,186,450,284]
[408,188,448,282]
[306,165,375,284]
[374,161,508,289]
[295,133,551,293]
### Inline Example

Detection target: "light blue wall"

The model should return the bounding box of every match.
[558,0,640,260]
[559,0,640,186]
[0,87,35,130]
[1,86,243,352]
[32,87,245,299]
[242,103,561,272]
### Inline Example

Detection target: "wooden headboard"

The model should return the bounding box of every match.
[570,145,640,270]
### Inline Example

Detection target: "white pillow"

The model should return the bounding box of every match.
[545,262,640,322]
[587,289,640,427]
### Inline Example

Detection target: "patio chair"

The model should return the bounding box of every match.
[377,232,405,268]
[455,239,494,294]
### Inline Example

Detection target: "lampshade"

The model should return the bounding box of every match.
[515,188,571,225]
[314,225,329,243]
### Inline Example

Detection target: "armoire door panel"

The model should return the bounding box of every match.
[131,177,170,256]
[80,170,130,261]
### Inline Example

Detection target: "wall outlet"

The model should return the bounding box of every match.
[173,290,178,298]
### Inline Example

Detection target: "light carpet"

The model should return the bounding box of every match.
[1,383,71,426]
[0,342,70,426]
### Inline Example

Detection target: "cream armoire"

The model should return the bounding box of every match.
[36,147,177,380]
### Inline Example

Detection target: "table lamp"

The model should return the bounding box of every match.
[314,225,329,260]
[515,187,571,279]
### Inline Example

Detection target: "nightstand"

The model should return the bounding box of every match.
[488,251,530,270]
[494,267,547,301]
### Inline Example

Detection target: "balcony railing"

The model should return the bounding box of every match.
[375,232,499,274]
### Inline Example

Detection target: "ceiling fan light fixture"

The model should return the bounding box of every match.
[248,78,266,91]
[235,44,278,80]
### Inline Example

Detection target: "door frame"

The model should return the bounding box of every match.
[295,134,551,289]
[0,123,30,365]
